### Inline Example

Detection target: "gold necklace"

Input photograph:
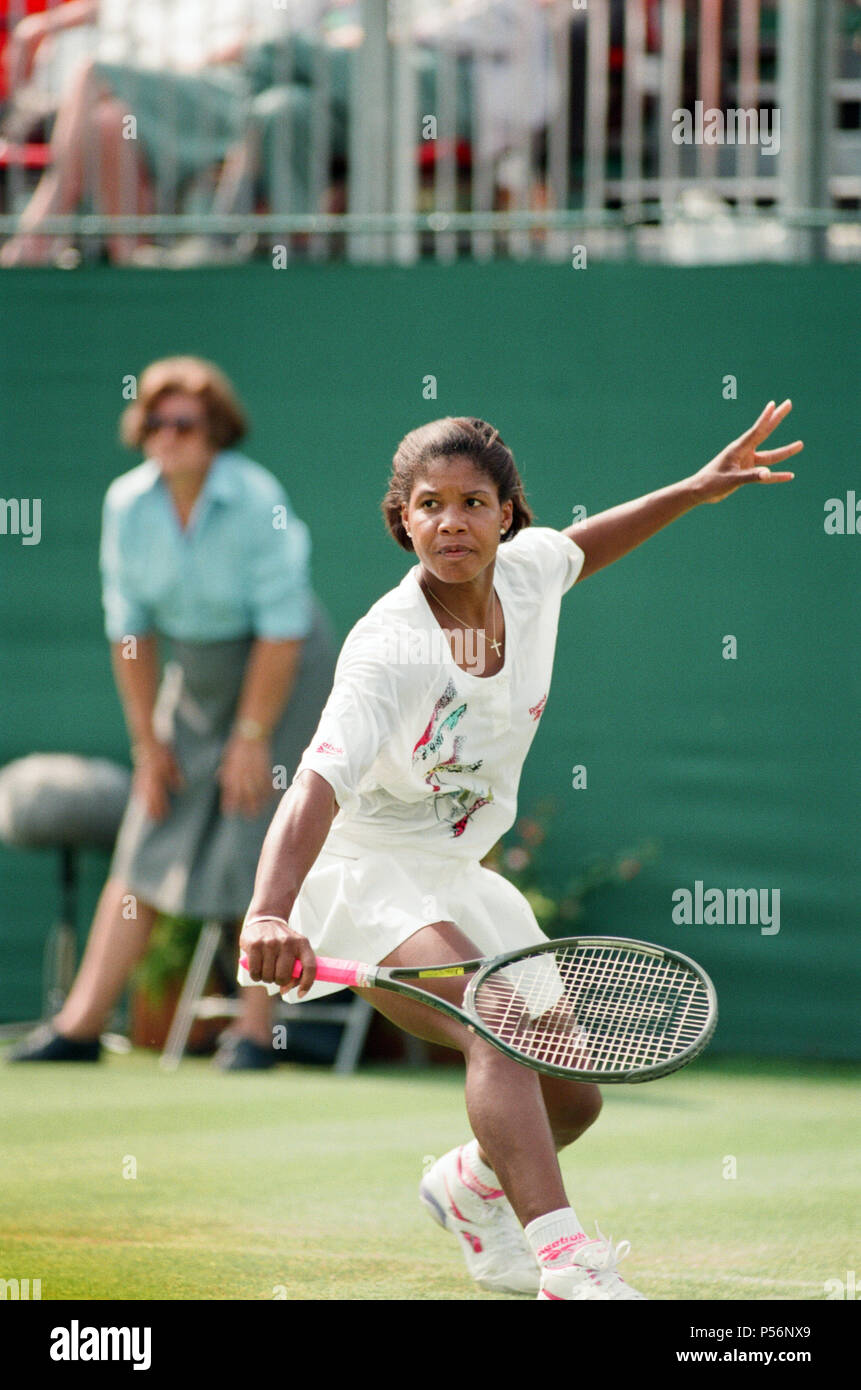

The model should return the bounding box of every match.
[422,579,502,657]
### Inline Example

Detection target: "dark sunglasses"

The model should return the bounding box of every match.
[143,414,204,435]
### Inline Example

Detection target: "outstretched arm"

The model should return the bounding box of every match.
[566,400,803,583]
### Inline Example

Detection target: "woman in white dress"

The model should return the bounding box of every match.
[240,405,801,1300]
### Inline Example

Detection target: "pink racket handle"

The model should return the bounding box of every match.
[239,952,374,989]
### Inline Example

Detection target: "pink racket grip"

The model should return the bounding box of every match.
[239,952,372,989]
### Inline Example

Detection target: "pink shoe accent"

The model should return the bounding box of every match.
[537,1232,589,1264]
[447,1190,469,1224]
[456,1149,505,1200]
[443,1177,484,1254]
[541,1291,565,1300]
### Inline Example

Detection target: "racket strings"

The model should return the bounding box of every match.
[566,949,709,1070]
[473,945,712,1075]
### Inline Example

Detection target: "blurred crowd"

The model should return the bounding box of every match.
[3,1,858,268]
[0,0,565,265]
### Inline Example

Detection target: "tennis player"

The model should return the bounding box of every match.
[240,404,801,1300]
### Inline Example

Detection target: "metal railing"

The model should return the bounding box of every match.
[0,0,858,265]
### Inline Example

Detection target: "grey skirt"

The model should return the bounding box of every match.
[109,600,337,919]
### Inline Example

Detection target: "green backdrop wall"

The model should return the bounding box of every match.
[1,261,858,1056]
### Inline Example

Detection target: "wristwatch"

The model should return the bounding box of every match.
[235,718,269,741]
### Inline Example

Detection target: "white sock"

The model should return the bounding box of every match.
[458,1140,504,1197]
[525,1207,587,1265]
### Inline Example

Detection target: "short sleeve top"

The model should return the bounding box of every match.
[294,526,585,861]
[99,450,312,642]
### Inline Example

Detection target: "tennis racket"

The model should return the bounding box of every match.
[239,935,717,1083]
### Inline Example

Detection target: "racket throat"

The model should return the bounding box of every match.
[344,961,379,989]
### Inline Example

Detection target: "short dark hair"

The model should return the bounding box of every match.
[381,417,533,552]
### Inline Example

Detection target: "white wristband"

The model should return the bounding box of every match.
[238,914,295,996]
[243,913,291,931]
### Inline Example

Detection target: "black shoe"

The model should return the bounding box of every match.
[212,1034,276,1071]
[6,1022,101,1062]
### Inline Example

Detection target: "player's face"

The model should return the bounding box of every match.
[402,455,513,584]
[142,391,214,477]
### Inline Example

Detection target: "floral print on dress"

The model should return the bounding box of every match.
[412,678,493,836]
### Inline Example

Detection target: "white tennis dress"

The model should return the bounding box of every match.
[242,525,585,1001]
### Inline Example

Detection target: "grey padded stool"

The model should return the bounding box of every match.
[0,754,375,1070]
[0,753,131,1019]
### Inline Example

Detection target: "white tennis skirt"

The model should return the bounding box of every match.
[249,844,548,1003]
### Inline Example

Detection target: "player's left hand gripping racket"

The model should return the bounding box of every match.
[239,936,717,1083]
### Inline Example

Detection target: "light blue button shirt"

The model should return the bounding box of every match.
[100,451,312,642]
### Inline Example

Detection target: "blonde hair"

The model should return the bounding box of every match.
[120,356,247,450]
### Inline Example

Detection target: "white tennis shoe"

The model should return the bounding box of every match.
[419,1147,541,1296]
[537,1225,646,1300]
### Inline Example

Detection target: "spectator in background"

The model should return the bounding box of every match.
[8,356,337,1070]
[411,0,557,174]
[0,0,304,264]
[1,0,558,266]
[215,1,558,228]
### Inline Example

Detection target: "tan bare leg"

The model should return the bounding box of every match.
[355,921,601,1229]
[54,876,157,1039]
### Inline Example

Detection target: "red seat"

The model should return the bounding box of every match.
[0,138,52,167]
[0,1,77,173]
[0,0,62,101]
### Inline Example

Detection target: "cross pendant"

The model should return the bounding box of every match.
[490,638,502,656]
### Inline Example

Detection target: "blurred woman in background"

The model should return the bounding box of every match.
[9,355,336,1069]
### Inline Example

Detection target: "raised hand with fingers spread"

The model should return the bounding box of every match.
[692,399,804,504]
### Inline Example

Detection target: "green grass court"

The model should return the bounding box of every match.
[0,1049,855,1301]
